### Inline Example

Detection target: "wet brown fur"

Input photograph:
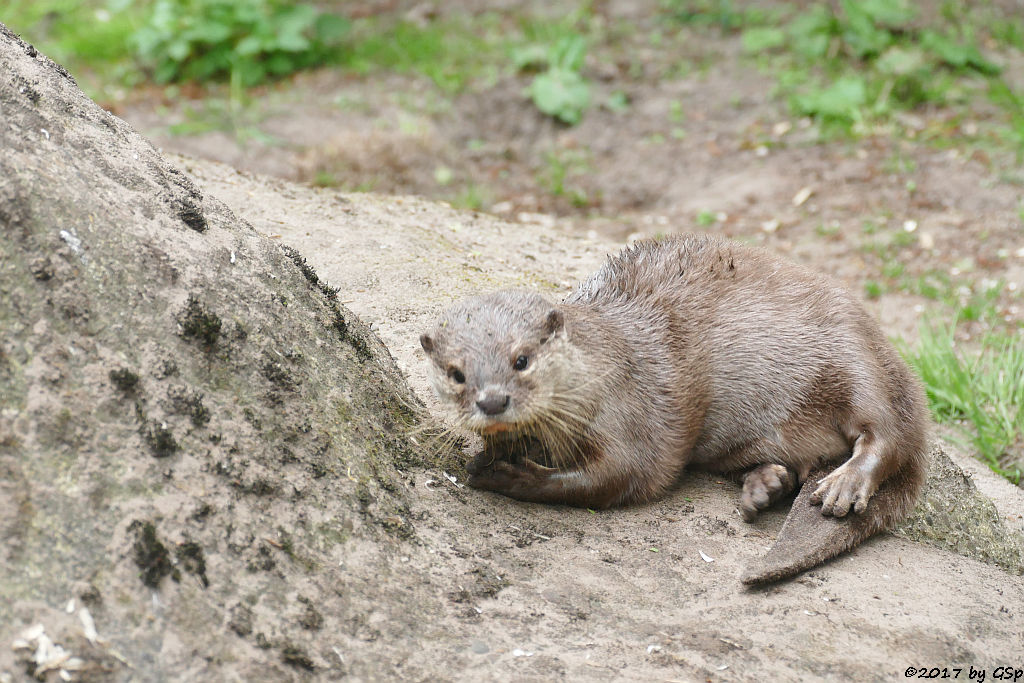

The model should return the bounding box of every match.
[420,234,929,582]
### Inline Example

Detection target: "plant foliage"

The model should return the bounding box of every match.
[709,0,1006,131]
[523,35,591,125]
[132,0,349,86]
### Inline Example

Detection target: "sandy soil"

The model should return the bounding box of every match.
[175,154,1024,679]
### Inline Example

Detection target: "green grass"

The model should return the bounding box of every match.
[660,0,782,32]
[523,34,591,125]
[342,10,598,102]
[4,0,148,96]
[861,224,1011,330]
[538,148,592,207]
[902,323,1024,484]
[695,209,718,227]
[861,224,1023,482]
[339,15,508,94]
[663,0,1024,157]
[449,184,492,212]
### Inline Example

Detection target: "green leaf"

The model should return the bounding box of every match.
[511,44,550,72]
[265,53,297,76]
[277,5,316,37]
[855,0,915,28]
[529,68,590,125]
[235,59,266,86]
[550,34,587,71]
[795,76,866,119]
[167,38,191,61]
[314,13,350,44]
[132,0,342,86]
[605,90,630,113]
[841,0,892,57]
[741,27,785,54]
[876,46,926,76]
[276,32,312,53]
[235,35,262,56]
[787,8,832,59]
[921,31,1001,75]
[154,60,180,84]
[186,21,233,45]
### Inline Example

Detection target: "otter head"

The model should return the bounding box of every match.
[420,290,570,437]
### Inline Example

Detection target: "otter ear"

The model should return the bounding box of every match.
[540,308,564,344]
[419,333,435,354]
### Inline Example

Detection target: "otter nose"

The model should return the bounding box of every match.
[476,393,510,416]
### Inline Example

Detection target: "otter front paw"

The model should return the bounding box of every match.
[809,462,875,517]
[466,459,533,494]
[465,456,559,499]
[466,450,499,477]
[740,464,797,522]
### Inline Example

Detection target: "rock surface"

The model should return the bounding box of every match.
[1,23,423,681]
[2,22,1023,683]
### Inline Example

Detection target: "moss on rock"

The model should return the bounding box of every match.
[897,446,1024,574]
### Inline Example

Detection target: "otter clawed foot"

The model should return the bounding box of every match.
[740,464,797,522]
[465,455,560,497]
[809,462,874,517]
[465,450,499,477]
[466,459,524,492]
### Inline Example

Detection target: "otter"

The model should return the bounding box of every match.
[419,234,928,583]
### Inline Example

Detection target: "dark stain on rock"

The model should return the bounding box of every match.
[297,596,323,631]
[176,540,209,588]
[109,367,140,394]
[157,167,208,233]
[166,385,210,427]
[281,644,315,670]
[261,358,296,391]
[154,358,179,379]
[233,477,279,497]
[191,502,214,521]
[175,196,208,233]
[178,294,222,349]
[229,603,254,637]
[129,520,177,588]
[143,419,178,458]
[280,245,373,360]
[30,256,53,281]
[247,545,276,573]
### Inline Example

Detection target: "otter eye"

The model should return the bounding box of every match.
[513,355,529,371]
[447,366,466,384]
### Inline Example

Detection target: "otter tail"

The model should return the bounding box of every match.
[740,460,925,585]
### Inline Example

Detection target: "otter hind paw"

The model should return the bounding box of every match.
[740,464,798,522]
[808,463,874,517]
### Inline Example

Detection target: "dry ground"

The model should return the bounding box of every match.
[109,1,1024,350]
